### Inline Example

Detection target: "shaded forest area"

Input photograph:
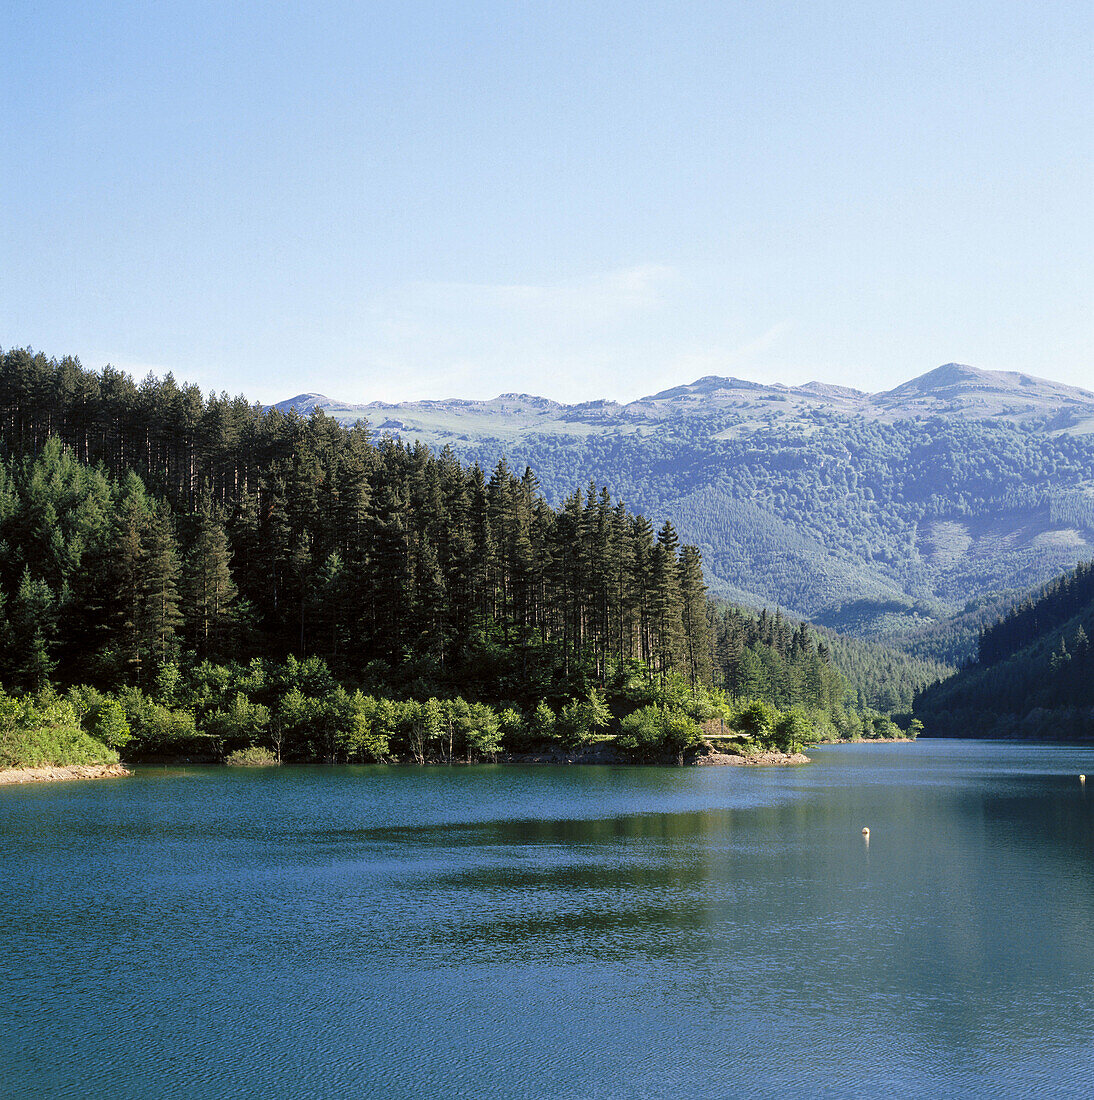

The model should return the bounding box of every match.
[915,558,1094,739]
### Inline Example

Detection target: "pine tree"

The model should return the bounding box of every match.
[104,472,154,683]
[183,507,238,659]
[630,514,656,672]
[650,522,684,682]
[142,507,183,668]
[678,545,713,690]
[7,568,57,690]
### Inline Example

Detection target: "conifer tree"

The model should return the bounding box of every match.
[650,522,684,682]
[103,473,155,683]
[182,507,238,660]
[7,568,57,690]
[142,507,183,668]
[678,545,713,689]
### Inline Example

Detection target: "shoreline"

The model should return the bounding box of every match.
[0,762,132,785]
[498,746,810,767]
[127,746,812,769]
[812,737,918,745]
[4,748,812,778]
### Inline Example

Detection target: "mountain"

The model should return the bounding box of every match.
[287,364,1094,441]
[273,393,336,414]
[872,363,1094,424]
[281,364,1094,650]
[914,560,1094,738]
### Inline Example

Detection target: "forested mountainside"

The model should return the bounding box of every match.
[0,347,911,767]
[915,560,1094,739]
[816,629,953,713]
[813,590,1023,668]
[288,364,1094,647]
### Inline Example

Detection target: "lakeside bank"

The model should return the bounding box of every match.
[1,744,809,782]
[499,744,810,766]
[0,763,132,785]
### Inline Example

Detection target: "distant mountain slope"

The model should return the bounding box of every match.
[288,364,1094,439]
[819,629,953,714]
[874,363,1094,421]
[274,393,335,415]
[278,364,1094,641]
[914,561,1094,739]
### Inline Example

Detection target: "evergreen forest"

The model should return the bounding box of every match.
[0,348,912,769]
[915,559,1094,738]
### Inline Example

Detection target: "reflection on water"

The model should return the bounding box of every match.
[3,741,1094,1099]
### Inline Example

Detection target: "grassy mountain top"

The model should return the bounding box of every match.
[276,363,1094,443]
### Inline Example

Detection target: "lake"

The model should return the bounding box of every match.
[4,740,1094,1098]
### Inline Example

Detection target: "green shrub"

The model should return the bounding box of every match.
[67,686,132,749]
[733,699,779,745]
[225,745,279,767]
[556,688,611,748]
[204,692,270,749]
[0,690,118,768]
[464,702,502,759]
[498,707,527,751]
[616,705,702,760]
[526,700,557,746]
[773,706,812,753]
[616,705,663,757]
[333,691,389,763]
[121,690,201,751]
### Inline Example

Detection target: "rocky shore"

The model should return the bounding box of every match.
[499,744,810,767]
[0,762,132,785]
[693,749,811,766]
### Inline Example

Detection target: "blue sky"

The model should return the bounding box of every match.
[2,1,1090,404]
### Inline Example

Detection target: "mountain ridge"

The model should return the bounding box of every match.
[273,363,1094,429]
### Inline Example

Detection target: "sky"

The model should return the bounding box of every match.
[2,1,1090,405]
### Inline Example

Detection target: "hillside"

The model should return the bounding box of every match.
[282,364,1094,646]
[914,561,1094,739]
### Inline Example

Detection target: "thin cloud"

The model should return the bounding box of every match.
[375,263,679,332]
[352,265,682,402]
[339,265,801,404]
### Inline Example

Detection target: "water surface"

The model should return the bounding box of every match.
[4,741,1094,1098]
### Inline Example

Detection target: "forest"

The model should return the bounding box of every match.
[0,348,912,769]
[915,558,1094,739]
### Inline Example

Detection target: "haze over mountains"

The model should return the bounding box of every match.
[276,364,1094,655]
[276,364,1094,441]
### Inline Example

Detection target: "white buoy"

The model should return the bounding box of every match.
[862,827,870,838]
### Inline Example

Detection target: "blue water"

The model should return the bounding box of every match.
[4,741,1094,1098]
